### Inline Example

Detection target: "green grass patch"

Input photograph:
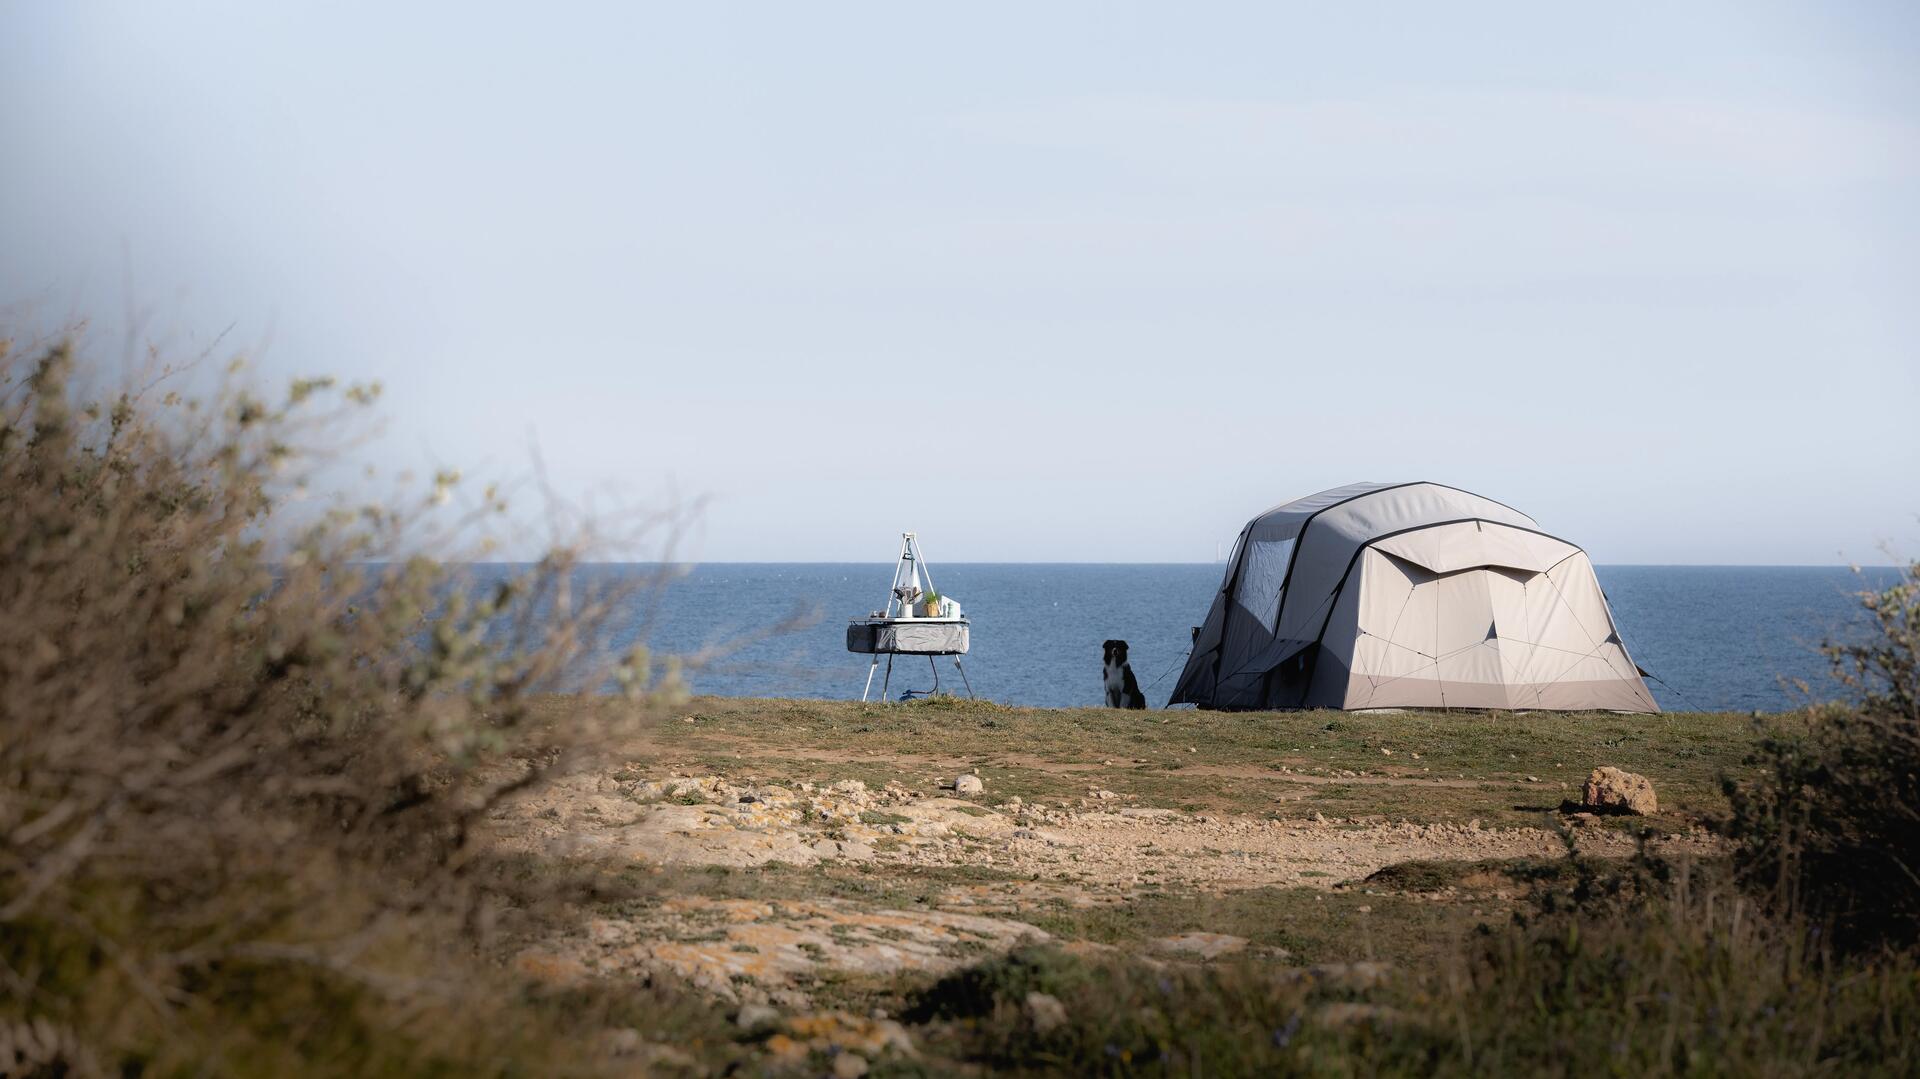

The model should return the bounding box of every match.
[540,696,1773,826]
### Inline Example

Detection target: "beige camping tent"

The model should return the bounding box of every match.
[1170,482,1657,712]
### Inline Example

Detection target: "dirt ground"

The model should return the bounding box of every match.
[497,697,1738,1031]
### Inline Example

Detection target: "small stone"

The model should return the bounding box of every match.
[682,716,696,724]
[1024,991,1069,1034]
[955,774,984,795]
[1526,775,1540,783]
[736,1003,780,1030]
[603,1028,642,1055]
[832,1052,870,1078]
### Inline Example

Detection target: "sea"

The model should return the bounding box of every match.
[604,564,1903,714]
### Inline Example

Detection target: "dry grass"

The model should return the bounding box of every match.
[0,334,699,1075]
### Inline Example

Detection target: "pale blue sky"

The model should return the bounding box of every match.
[3,2,1916,563]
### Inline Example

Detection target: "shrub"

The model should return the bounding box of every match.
[0,335,695,1074]
[904,862,1919,1077]
[1723,563,1920,951]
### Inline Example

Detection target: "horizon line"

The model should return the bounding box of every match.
[439,560,1904,569]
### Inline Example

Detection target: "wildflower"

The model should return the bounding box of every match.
[1272,1011,1303,1048]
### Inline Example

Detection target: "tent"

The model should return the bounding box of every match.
[1170,482,1657,712]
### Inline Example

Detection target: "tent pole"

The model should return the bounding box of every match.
[880,654,894,703]
[954,658,974,700]
[861,655,880,702]
[929,655,940,695]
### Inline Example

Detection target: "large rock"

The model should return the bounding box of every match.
[574,898,1051,1003]
[955,774,984,795]
[1582,766,1658,815]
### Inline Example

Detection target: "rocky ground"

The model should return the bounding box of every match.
[490,698,1745,1074]
[500,766,1714,1053]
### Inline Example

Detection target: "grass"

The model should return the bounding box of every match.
[535,695,1771,827]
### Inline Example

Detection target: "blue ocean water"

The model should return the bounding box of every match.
[609,564,1900,713]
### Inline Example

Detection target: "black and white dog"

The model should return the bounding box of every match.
[1102,639,1147,709]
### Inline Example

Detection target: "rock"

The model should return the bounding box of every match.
[1152,932,1248,959]
[779,1011,917,1062]
[955,774,984,795]
[810,838,877,861]
[832,1053,870,1078]
[606,897,1050,1002]
[736,1003,781,1030]
[601,1028,642,1055]
[1314,1002,1402,1029]
[1309,960,1392,991]
[1582,766,1658,815]
[513,949,588,986]
[1024,991,1069,1034]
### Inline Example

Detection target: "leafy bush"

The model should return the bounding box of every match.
[0,336,696,1074]
[1724,563,1920,951]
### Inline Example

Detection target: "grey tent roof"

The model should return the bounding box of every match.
[1170,482,1656,712]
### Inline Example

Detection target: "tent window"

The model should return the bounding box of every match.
[1234,538,1295,633]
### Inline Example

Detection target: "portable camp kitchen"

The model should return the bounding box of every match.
[847,532,974,702]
